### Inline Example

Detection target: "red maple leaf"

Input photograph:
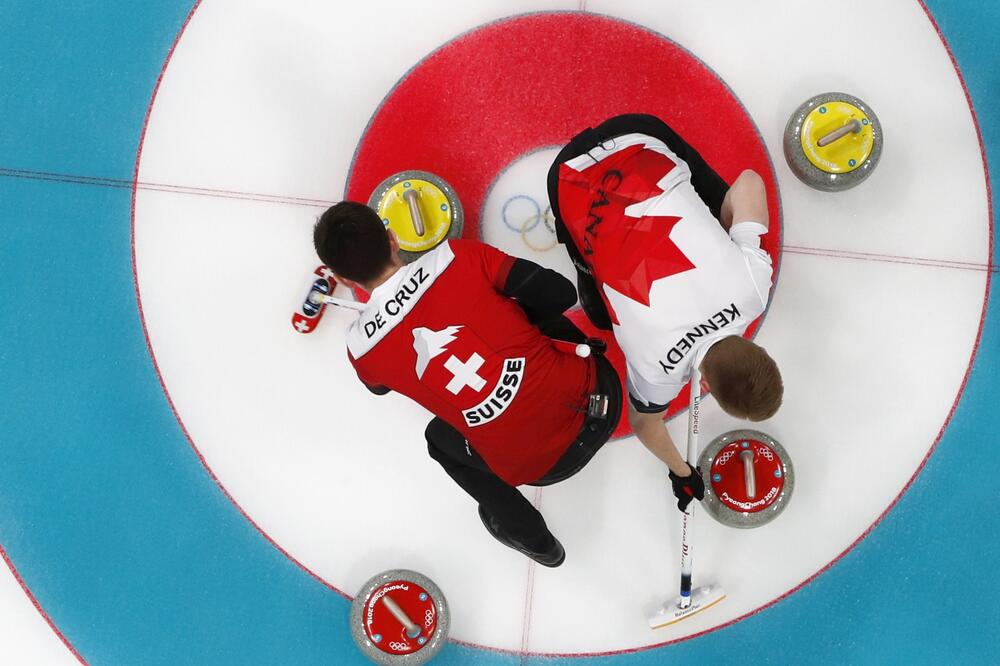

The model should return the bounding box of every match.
[558,143,695,309]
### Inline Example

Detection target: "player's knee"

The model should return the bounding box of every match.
[735,169,764,194]
[729,170,768,226]
[425,420,445,457]
[702,336,782,421]
[425,418,466,460]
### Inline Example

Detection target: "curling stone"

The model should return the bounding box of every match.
[350,569,450,665]
[368,170,464,263]
[291,265,337,334]
[783,92,882,191]
[698,430,794,528]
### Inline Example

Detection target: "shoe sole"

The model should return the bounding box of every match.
[478,507,565,568]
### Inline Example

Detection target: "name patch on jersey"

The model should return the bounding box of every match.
[362,267,430,339]
[658,303,741,373]
[347,243,455,359]
[462,358,525,427]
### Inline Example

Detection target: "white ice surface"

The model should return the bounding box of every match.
[0,558,79,665]
[131,0,989,654]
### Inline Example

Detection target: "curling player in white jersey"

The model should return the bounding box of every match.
[548,114,783,510]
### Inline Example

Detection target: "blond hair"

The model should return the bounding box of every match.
[701,336,782,421]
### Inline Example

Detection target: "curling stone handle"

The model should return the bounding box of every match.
[740,450,756,499]
[402,188,426,237]
[817,119,862,147]
[311,293,365,312]
[380,594,422,639]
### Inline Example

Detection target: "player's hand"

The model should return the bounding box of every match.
[668,465,705,512]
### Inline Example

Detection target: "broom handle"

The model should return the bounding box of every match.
[310,293,366,312]
[686,365,701,463]
[678,365,701,608]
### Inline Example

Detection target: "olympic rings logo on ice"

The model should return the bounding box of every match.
[501,194,557,252]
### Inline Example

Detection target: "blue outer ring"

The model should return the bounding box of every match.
[0,2,996,664]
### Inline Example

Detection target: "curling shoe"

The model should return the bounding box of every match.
[478,505,565,567]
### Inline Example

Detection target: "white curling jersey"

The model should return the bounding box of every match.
[557,133,773,410]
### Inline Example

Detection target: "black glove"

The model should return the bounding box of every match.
[668,466,705,512]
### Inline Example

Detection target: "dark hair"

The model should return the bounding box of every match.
[701,336,783,421]
[313,201,392,283]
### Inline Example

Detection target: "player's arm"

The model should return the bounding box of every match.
[502,258,589,343]
[627,404,690,475]
[473,239,586,339]
[628,401,705,511]
[501,257,577,322]
[719,169,768,232]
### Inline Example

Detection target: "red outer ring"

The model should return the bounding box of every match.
[345,12,783,433]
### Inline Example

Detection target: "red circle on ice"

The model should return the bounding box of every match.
[364,579,439,655]
[710,439,786,513]
[346,13,782,431]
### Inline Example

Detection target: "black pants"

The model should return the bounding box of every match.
[546,113,731,330]
[425,354,622,551]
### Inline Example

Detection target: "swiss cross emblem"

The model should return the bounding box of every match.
[412,326,500,400]
[412,325,525,427]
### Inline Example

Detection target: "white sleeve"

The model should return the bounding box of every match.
[730,221,773,307]
[626,363,683,412]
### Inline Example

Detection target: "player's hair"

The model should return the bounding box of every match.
[701,336,782,421]
[313,201,392,284]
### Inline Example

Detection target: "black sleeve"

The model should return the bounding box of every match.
[501,257,578,324]
[575,270,613,331]
[361,379,391,396]
[628,391,671,414]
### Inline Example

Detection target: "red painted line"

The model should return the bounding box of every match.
[1,166,332,208]
[783,245,997,272]
[133,182,329,207]
[10,159,993,276]
[518,487,544,660]
[783,244,995,270]
[16,160,995,275]
[1,543,89,665]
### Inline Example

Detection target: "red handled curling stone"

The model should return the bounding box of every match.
[698,430,794,528]
[350,569,449,665]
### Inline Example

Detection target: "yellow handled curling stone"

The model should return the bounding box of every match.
[783,92,882,192]
[368,170,464,263]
